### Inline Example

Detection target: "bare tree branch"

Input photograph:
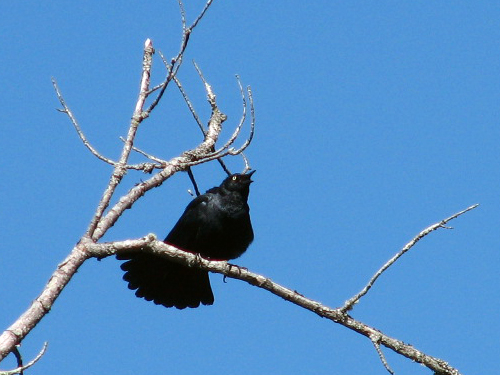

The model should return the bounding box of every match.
[235,85,255,153]
[160,51,252,176]
[91,76,230,241]
[53,75,166,174]
[341,204,479,313]
[216,74,247,151]
[0,2,220,362]
[1,198,470,374]
[0,1,472,373]
[144,0,215,116]
[119,136,167,170]
[0,241,88,361]
[370,334,395,375]
[0,343,47,375]
[188,0,214,30]
[176,66,255,168]
[52,79,117,166]
[82,226,469,375]
[241,152,252,173]
[195,84,255,162]
[85,38,155,240]
[159,51,231,175]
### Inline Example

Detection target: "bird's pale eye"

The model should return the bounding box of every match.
[232,176,237,181]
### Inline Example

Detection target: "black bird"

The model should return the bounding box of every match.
[117,171,255,309]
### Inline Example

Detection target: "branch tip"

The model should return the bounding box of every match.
[341,203,479,313]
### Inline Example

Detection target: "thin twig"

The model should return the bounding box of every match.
[11,346,22,375]
[159,51,205,134]
[193,61,211,96]
[371,335,395,375]
[189,0,214,30]
[51,79,116,166]
[92,77,228,240]
[0,343,47,375]
[227,85,255,155]
[244,86,256,149]
[241,153,252,173]
[177,0,187,32]
[166,56,232,175]
[341,204,479,312]
[183,91,255,166]
[189,63,226,151]
[145,0,215,116]
[217,75,247,150]
[205,85,255,159]
[118,136,167,168]
[183,68,255,164]
[174,74,206,132]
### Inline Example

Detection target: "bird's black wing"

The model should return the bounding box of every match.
[164,192,214,251]
[117,192,216,309]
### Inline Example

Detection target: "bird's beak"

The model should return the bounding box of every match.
[245,170,256,183]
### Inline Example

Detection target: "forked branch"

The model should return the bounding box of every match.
[0,1,222,363]
[83,202,474,375]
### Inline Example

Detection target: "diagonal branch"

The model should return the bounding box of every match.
[0,1,230,367]
[119,136,167,170]
[341,204,479,313]
[0,202,474,374]
[91,79,228,240]
[86,38,155,240]
[158,51,231,175]
[144,0,215,116]
[0,241,88,362]
[52,79,116,166]
[370,335,394,375]
[84,236,465,375]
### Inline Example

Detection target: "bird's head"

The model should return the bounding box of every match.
[222,170,255,194]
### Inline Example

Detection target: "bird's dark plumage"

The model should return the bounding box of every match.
[117,171,255,309]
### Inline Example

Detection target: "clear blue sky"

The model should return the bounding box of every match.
[1,1,499,374]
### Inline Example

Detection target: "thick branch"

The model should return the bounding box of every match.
[0,0,223,366]
[86,237,463,375]
[91,92,228,240]
[0,243,89,362]
[86,39,155,240]
[0,200,473,374]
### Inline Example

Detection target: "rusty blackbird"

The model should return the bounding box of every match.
[118,171,255,309]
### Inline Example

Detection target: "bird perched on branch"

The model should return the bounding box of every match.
[117,171,255,309]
